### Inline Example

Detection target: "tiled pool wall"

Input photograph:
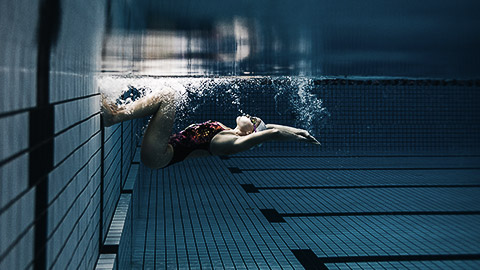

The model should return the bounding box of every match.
[0,0,145,269]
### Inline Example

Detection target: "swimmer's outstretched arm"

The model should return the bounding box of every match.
[266,124,320,144]
[101,88,175,126]
[211,128,318,156]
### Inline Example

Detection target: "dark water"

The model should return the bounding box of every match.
[109,0,480,78]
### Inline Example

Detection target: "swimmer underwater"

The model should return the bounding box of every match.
[101,87,320,169]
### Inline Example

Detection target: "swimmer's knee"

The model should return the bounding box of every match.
[158,87,175,101]
[140,151,168,169]
[140,143,173,169]
[162,86,175,95]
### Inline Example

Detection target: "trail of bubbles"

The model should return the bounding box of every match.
[290,77,329,134]
[272,77,330,135]
[97,75,329,135]
[97,76,246,129]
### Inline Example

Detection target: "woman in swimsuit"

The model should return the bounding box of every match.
[102,87,320,169]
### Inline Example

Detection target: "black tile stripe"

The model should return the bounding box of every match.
[291,249,327,270]
[240,167,480,171]
[260,208,480,223]
[223,154,480,159]
[240,184,260,193]
[292,249,480,269]
[282,211,480,217]
[260,209,286,223]
[248,184,480,191]
[320,254,480,263]
[228,167,243,173]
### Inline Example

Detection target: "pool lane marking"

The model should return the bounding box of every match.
[233,167,480,171]
[240,184,480,193]
[259,208,480,223]
[292,249,480,270]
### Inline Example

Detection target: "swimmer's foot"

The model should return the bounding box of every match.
[101,95,119,127]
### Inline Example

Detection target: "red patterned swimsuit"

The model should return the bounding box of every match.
[167,120,226,166]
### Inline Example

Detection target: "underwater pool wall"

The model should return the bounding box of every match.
[0,0,145,269]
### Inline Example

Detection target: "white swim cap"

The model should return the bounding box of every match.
[256,120,267,132]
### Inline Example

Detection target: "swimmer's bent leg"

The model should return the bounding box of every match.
[140,89,175,169]
[102,88,174,126]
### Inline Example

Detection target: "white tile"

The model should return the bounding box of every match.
[54,115,100,166]
[0,226,34,270]
[46,164,101,268]
[0,153,28,209]
[0,188,34,256]
[49,132,101,204]
[54,95,100,133]
[49,0,106,103]
[0,112,28,161]
[0,0,38,113]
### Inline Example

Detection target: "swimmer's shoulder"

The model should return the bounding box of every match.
[216,129,237,136]
[210,130,238,155]
[216,121,231,130]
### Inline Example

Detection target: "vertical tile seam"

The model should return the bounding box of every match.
[212,159,287,268]
[31,0,61,268]
[99,118,105,251]
[201,162,252,268]
[183,166,214,267]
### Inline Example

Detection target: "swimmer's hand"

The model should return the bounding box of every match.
[295,129,321,145]
[273,129,320,145]
[266,124,320,145]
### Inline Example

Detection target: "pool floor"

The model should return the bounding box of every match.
[132,153,480,269]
